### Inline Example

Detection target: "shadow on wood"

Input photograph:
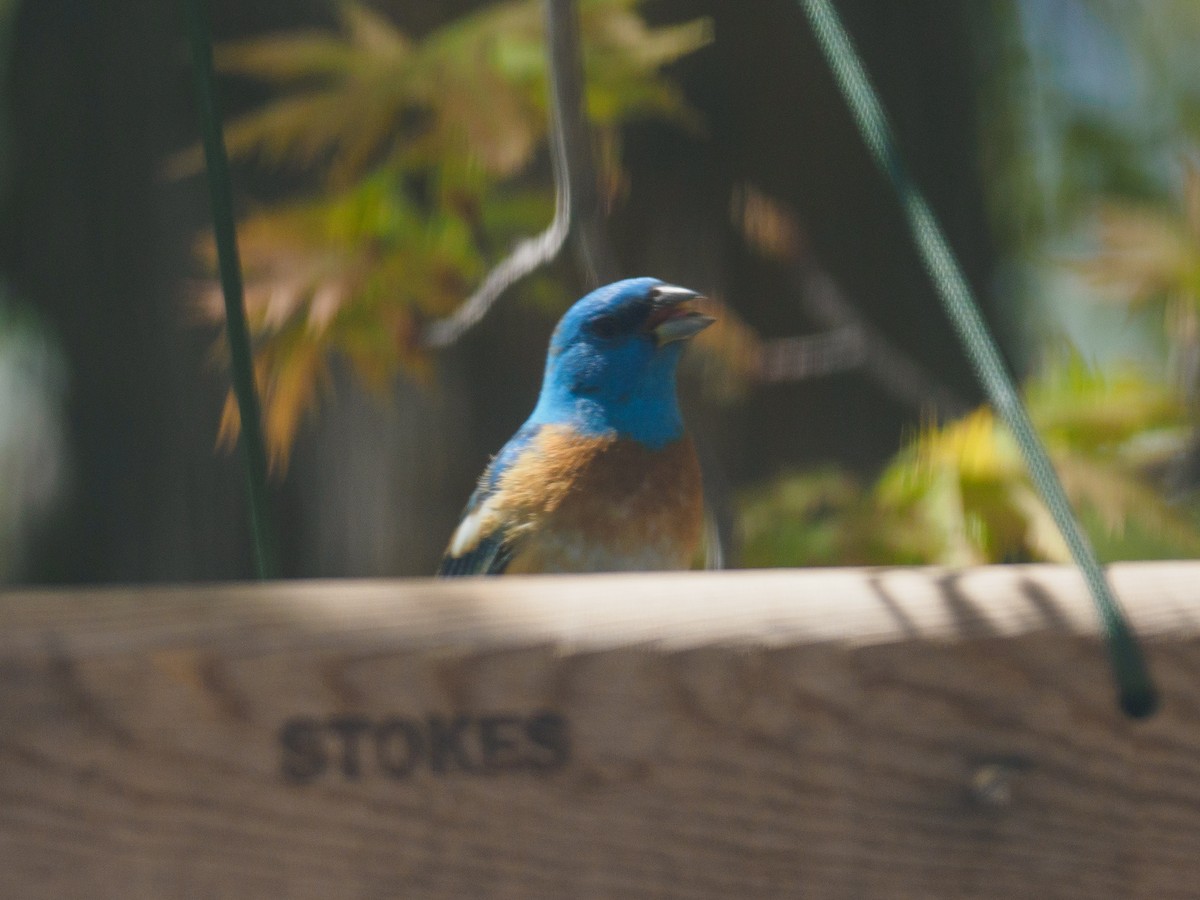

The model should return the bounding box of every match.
[1,562,1198,898]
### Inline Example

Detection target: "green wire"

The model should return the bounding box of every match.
[799,0,1156,718]
[182,0,279,580]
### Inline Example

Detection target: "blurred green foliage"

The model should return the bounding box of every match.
[741,356,1200,567]
[741,1,1200,568]
[1076,161,1200,375]
[189,0,710,466]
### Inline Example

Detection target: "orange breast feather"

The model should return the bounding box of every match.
[492,426,704,574]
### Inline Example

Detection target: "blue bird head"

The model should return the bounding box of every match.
[529,277,714,448]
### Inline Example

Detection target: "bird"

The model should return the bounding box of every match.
[438,277,715,576]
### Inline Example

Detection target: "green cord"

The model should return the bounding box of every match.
[800,0,1156,718]
[182,0,279,579]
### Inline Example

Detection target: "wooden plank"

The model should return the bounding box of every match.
[1,562,1199,899]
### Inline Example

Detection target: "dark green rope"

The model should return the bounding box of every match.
[800,0,1156,718]
[182,0,278,579]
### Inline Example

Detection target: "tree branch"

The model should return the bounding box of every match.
[424,0,614,348]
[755,326,866,382]
[792,261,970,418]
[733,185,969,418]
[545,0,617,284]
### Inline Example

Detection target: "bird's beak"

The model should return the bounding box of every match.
[648,286,716,345]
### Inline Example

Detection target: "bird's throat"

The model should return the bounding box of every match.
[530,379,685,450]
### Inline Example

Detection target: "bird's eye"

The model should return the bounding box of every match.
[588,315,621,339]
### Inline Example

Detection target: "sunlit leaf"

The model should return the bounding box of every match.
[733,185,806,264]
[214,34,359,83]
[742,353,1199,565]
[1073,162,1200,360]
[1027,353,1187,450]
[1075,204,1195,306]
[199,0,709,185]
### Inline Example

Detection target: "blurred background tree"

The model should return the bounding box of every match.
[180,0,711,466]
[0,0,67,582]
[741,0,1200,568]
[3,0,1197,583]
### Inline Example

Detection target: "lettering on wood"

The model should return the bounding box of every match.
[278,711,570,783]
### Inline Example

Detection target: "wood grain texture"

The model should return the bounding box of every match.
[2,562,1200,899]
